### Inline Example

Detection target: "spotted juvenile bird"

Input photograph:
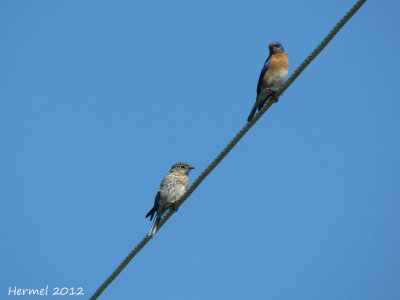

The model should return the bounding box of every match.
[145,162,194,237]
[247,42,289,122]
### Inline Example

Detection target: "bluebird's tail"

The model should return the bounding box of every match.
[247,105,259,122]
[148,214,161,237]
[248,97,271,122]
[247,91,276,122]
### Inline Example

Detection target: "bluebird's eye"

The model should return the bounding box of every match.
[180,165,185,169]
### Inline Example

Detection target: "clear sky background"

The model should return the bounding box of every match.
[1,0,399,299]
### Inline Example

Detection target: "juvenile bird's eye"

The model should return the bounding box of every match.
[180,165,185,169]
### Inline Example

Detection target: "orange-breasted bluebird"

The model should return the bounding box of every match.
[146,162,194,237]
[247,42,288,122]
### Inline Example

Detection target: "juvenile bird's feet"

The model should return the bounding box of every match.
[170,203,179,213]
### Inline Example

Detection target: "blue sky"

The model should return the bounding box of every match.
[1,0,399,299]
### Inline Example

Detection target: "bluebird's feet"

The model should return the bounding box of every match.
[271,90,279,103]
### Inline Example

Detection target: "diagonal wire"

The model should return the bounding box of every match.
[89,0,366,298]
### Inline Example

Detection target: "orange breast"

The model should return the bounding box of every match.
[269,52,289,71]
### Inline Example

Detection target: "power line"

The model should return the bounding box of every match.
[89,0,366,298]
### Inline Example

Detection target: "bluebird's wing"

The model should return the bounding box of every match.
[256,56,271,95]
[248,57,271,122]
[145,191,161,221]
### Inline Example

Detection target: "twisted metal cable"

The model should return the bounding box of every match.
[89,0,366,298]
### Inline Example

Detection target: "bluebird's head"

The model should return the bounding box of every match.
[170,162,194,175]
[269,42,285,54]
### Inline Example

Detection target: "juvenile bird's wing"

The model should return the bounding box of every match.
[145,191,161,221]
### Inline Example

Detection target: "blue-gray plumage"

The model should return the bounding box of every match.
[146,162,194,237]
[247,42,289,122]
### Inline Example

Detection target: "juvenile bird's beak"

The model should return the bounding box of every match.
[190,166,195,170]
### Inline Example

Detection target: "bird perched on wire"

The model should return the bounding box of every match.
[247,42,289,122]
[145,162,194,237]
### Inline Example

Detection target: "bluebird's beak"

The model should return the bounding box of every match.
[190,166,195,170]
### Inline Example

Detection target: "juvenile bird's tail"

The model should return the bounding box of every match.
[148,214,161,237]
[145,206,157,221]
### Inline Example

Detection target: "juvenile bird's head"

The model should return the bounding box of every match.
[170,162,195,175]
[269,42,285,54]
